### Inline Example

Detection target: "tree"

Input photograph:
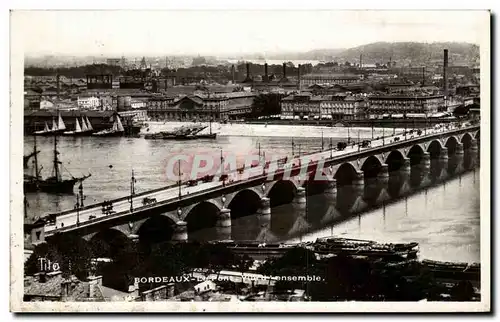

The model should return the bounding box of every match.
[250,93,284,118]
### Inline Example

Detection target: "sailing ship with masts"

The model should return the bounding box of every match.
[92,114,125,137]
[33,111,67,136]
[24,136,41,193]
[63,115,94,136]
[23,135,91,194]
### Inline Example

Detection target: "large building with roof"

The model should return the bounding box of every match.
[280,93,367,120]
[367,94,445,116]
[146,92,256,121]
[299,74,361,87]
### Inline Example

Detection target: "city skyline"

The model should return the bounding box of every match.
[13,10,484,57]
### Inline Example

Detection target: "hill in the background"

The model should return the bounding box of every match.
[330,42,480,66]
[265,48,346,61]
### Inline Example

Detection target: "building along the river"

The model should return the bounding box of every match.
[280,93,367,120]
[367,94,445,117]
[146,92,256,121]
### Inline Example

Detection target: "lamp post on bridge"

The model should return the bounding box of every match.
[128,169,136,213]
[321,130,324,151]
[329,137,333,158]
[425,114,428,135]
[292,138,295,157]
[75,182,85,226]
[347,124,351,144]
[357,130,360,152]
[75,195,80,227]
[220,149,226,187]
[262,152,266,176]
[178,159,182,200]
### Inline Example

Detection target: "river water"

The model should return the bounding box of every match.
[23,126,480,263]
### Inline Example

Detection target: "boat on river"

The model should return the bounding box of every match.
[307,237,420,260]
[63,116,94,136]
[92,114,125,137]
[33,112,66,136]
[24,134,91,194]
[144,122,217,140]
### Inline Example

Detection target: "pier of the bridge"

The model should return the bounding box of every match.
[27,124,480,252]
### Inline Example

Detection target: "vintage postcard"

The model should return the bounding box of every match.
[10,10,490,312]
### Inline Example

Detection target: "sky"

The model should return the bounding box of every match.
[12,10,487,57]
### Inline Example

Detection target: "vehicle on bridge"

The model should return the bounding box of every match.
[337,142,347,151]
[201,174,215,183]
[187,179,198,186]
[101,200,115,215]
[360,140,371,148]
[142,197,157,206]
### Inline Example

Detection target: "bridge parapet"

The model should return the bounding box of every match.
[32,125,479,244]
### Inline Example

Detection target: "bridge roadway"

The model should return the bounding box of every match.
[40,121,479,236]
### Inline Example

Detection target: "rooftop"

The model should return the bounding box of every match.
[24,274,105,301]
[302,74,360,80]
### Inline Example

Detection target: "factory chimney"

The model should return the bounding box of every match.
[422,67,425,86]
[283,63,287,80]
[243,63,252,83]
[443,49,449,98]
[56,72,60,101]
[359,54,363,69]
[297,64,301,92]
[263,63,269,83]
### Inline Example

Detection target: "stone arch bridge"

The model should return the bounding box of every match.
[29,125,480,252]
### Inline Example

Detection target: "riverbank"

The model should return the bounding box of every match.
[245,118,459,128]
[143,121,405,139]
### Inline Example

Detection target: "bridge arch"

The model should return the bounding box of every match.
[267,180,297,207]
[184,201,221,240]
[361,155,383,179]
[334,162,359,186]
[461,132,473,149]
[228,189,263,220]
[407,144,425,167]
[427,140,444,159]
[137,214,177,249]
[385,150,406,172]
[88,228,133,259]
[445,136,459,154]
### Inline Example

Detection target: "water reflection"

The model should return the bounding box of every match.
[182,150,479,263]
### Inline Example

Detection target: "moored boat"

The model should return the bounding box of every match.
[34,112,66,136]
[25,134,91,194]
[92,114,125,137]
[144,122,217,140]
[311,237,419,260]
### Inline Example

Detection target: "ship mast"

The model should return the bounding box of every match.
[33,135,39,180]
[53,134,60,182]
